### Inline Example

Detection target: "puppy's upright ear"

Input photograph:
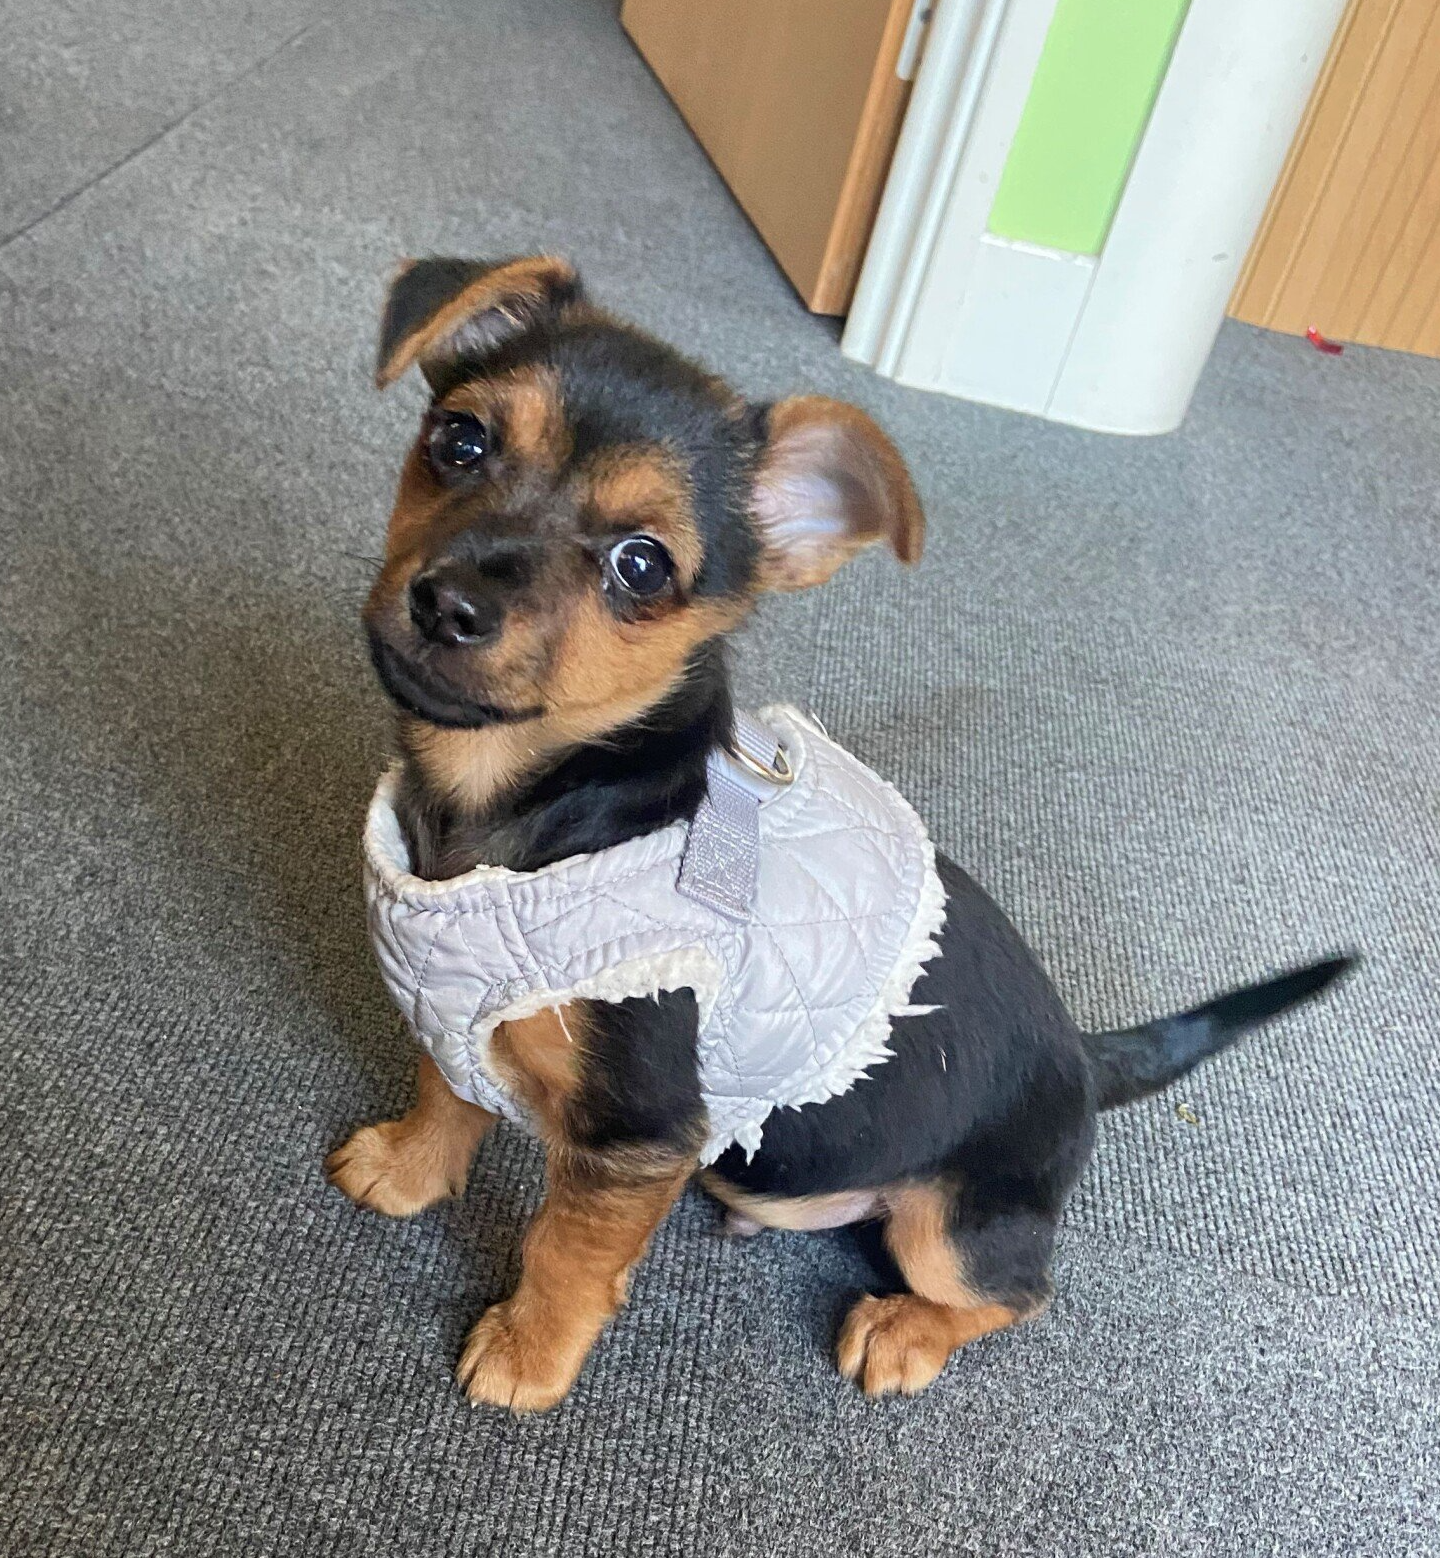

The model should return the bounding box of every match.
[375,254,582,389]
[749,397,924,591]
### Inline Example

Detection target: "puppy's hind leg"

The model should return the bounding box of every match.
[837,1180,1055,1397]
[326,1054,497,1217]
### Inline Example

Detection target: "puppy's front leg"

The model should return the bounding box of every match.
[457,1143,694,1412]
[327,1053,497,1216]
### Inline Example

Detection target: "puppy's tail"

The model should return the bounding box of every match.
[1083,956,1356,1112]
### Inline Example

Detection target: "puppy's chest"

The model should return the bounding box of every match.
[366,707,948,1163]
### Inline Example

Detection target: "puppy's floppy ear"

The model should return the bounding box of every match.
[748,396,924,591]
[375,254,581,389]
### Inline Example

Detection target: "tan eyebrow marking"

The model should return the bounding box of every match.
[442,366,571,472]
[585,446,702,583]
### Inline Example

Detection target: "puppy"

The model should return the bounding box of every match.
[326,255,1351,1411]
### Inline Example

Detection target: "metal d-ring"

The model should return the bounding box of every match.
[728,740,795,787]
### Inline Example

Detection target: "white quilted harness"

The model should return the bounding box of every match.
[364,706,946,1164]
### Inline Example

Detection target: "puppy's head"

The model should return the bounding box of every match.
[363,255,923,746]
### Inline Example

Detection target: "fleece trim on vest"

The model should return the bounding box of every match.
[364,706,947,1164]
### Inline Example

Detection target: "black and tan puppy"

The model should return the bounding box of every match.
[326,256,1351,1411]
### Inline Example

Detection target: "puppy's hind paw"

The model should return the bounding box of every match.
[836,1293,956,1398]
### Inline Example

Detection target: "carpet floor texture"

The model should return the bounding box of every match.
[2,1,1437,1553]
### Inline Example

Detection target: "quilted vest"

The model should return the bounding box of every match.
[363,706,946,1164]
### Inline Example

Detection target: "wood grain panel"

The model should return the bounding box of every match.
[1230,0,1440,357]
[813,0,916,311]
[621,0,913,314]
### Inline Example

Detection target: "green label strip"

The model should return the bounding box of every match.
[988,0,1192,256]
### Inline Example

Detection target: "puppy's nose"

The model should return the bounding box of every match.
[408,564,502,647]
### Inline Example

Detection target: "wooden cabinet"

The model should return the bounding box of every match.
[1231,0,1440,357]
[621,0,917,314]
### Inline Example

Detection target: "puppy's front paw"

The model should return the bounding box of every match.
[456,1301,582,1414]
[324,1120,465,1217]
[837,1293,956,1398]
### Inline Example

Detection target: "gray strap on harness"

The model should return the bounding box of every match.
[677,713,792,922]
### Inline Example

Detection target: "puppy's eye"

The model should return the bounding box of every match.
[607,535,673,598]
[427,411,490,471]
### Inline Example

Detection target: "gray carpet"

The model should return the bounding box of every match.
[2,0,1437,1552]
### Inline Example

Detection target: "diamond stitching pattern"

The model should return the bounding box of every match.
[364,706,942,1159]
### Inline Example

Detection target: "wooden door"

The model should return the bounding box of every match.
[621,0,916,314]
[1230,0,1440,356]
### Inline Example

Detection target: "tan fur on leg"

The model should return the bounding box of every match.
[458,1146,694,1412]
[837,1181,1029,1397]
[837,1293,1021,1396]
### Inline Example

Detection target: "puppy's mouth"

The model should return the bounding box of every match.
[367,632,543,730]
